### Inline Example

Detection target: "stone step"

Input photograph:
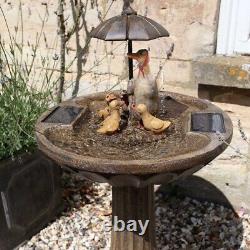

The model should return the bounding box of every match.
[192,56,250,89]
[192,56,250,106]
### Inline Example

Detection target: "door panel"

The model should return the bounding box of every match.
[234,0,250,54]
[217,0,250,55]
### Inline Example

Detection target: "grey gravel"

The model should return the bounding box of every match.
[18,171,250,250]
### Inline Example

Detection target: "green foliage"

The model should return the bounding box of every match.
[0,72,53,160]
[0,5,57,160]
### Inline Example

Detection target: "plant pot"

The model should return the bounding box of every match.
[0,151,62,250]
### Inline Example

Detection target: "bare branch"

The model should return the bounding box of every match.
[57,0,66,103]
[65,1,84,42]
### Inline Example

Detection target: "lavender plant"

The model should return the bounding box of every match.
[0,5,58,160]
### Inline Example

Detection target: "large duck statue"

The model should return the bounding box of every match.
[127,49,159,115]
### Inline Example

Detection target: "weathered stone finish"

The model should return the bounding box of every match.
[111,185,156,250]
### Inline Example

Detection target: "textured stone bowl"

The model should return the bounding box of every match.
[35,91,232,187]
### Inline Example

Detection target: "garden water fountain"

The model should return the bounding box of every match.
[36,1,233,249]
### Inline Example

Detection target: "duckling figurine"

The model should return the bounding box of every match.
[97,93,119,120]
[105,93,118,104]
[97,99,124,134]
[97,106,110,120]
[134,104,171,134]
[127,49,159,115]
[98,92,129,131]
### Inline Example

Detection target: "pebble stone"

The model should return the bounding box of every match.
[18,171,250,250]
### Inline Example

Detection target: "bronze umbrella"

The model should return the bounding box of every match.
[90,0,170,80]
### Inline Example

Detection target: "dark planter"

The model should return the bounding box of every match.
[0,151,62,250]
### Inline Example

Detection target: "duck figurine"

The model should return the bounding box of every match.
[134,104,171,134]
[127,49,159,115]
[97,99,124,134]
[97,106,110,120]
[97,93,119,120]
[98,92,130,131]
[105,93,118,104]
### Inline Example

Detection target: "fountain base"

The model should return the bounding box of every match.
[111,185,155,250]
[36,91,233,250]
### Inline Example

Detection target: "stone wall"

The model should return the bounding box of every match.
[0,0,221,98]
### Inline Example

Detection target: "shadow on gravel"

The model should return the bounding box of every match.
[155,176,244,249]
[61,170,101,213]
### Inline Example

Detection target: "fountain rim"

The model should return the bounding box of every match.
[35,91,233,175]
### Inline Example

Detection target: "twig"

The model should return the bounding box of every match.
[156,43,174,84]
[57,0,66,103]
[216,131,250,160]
[238,119,249,144]
[71,0,91,98]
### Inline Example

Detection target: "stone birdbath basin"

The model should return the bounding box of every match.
[35,91,232,250]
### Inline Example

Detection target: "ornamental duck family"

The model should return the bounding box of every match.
[97,49,171,135]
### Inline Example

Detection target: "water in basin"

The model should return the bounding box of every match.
[45,95,210,161]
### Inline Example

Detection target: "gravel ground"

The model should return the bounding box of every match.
[19,171,250,250]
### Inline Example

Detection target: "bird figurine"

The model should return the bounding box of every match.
[105,93,118,104]
[97,106,110,120]
[97,93,119,120]
[127,49,159,114]
[134,104,171,134]
[97,99,124,134]
[97,92,129,131]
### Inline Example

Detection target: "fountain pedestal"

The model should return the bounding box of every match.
[35,91,233,250]
[111,185,155,250]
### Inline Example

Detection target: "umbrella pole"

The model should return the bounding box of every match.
[128,40,133,80]
[127,39,135,123]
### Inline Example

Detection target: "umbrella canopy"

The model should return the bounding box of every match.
[90,14,169,41]
[90,0,169,41]
[90,0,170,80]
